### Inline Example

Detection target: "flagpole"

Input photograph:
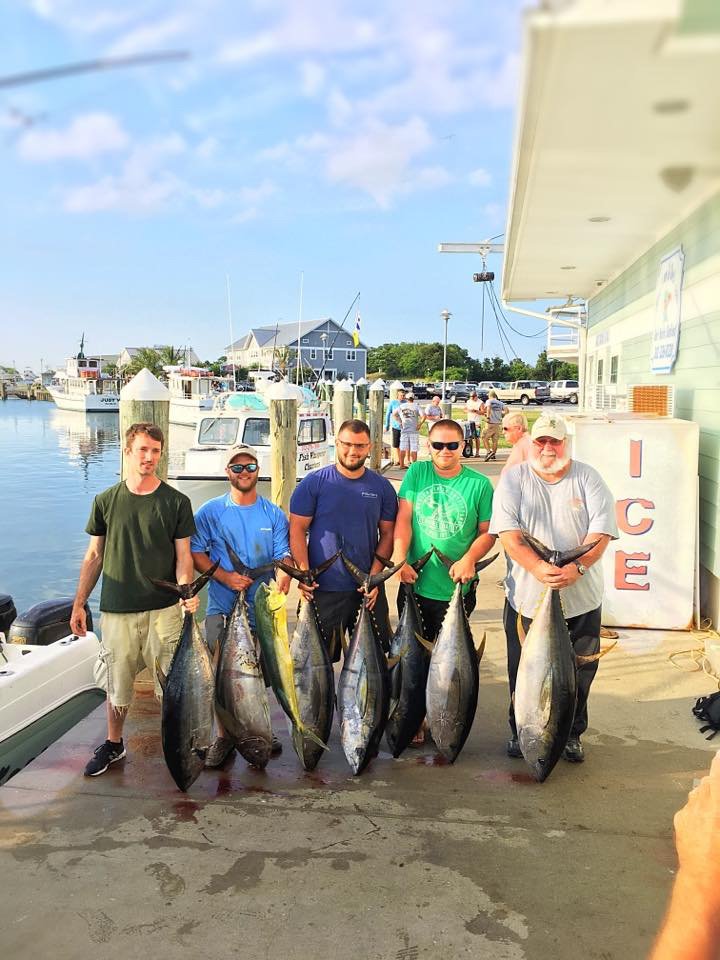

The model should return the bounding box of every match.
[226,274,236,386]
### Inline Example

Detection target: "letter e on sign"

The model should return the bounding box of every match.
[615,551,651,591]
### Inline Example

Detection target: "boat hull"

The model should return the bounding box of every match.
[47,387,119,413]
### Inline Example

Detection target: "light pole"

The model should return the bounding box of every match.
[440,309,451,401]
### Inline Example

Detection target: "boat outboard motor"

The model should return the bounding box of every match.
[7,598,92,646]
[0,594,16,635]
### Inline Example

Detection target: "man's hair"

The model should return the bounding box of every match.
[428,418,464,440]
[503,411,528,432]
[487,390,497,399]
[125,421,164,450]
[338,419,371,439]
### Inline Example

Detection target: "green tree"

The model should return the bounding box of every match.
[124,348,164,379]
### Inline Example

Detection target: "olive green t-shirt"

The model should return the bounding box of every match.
[398,461,494,602]
[86,481,196,613]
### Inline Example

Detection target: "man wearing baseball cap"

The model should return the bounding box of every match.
[191,443,292,768]
[490,413,618,765]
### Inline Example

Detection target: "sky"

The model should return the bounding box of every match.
[1,0,548,373]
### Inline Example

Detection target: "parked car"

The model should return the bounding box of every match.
[410,382,430,399]
[548,379,579,404]
[495,380,550,405]
[446,382,478,402]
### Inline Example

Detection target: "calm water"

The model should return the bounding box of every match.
[0,401,195,618]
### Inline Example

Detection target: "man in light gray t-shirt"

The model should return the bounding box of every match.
[489,413,617,764]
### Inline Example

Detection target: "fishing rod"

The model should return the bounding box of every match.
[313,291,360,389]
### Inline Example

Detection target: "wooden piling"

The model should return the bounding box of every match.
[368,380,385,471]
[354,377,368,421]
[268,382,299,514]
[0,381,6,401]
[119,369,171,481]
[332,379,354,433]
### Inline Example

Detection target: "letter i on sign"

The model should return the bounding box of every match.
[629,439,642,478]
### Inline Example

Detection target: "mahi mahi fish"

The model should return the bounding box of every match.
[382,549,433,758]
[338,555,405,775]
[514,532,601,783]
[214,544,279,769]
[151,563,219,792]
[424,549,498,763]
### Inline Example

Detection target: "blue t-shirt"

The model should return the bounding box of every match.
[289,464,398,592]
[385,398,401,430]
[191,494,290,622]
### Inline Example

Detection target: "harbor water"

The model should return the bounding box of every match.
[0,400,196,619]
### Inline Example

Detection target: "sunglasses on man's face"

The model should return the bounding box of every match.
[430,440,460,451]
[229,462,259,474]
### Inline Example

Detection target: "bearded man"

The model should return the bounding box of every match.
[489,414,617,765]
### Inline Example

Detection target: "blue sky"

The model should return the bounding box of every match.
[2,0,545,373]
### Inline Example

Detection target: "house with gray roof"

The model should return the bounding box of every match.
[226,318,367,381]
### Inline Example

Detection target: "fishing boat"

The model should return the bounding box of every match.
[166,366,235,426]
[0,599,105,786]
[167,383,332,510]
[47,340,119,413]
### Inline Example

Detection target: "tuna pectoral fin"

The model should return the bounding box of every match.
[214,700,244,743]
[577,641,617,667]
[415,632,435,654]
[191,735,209,762]
[475,632,487,663]
[292,724,329,755]
[155,658,168,692]
[386,645,408,669]
[516,611,527,645]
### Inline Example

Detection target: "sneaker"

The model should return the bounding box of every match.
[563,736,585,763]
[506,736,523,759]
[84,739,126,777]
[205,736,235,769]
[271,735,283,756]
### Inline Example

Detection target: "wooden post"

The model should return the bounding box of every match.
[354,377,368,421]
[0,381,6,401]
[368,380,385,471]
[332,379,354,433]
[120,368,171,481]
[268,381,298,514]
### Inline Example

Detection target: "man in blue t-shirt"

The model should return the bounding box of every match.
[191,442,292,768]
[289,419,398,661]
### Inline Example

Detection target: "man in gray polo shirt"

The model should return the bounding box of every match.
[490,413,617,764]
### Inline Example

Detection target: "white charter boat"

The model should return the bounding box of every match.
[166,366,235,426]
[168,384,332,511]
[47,347,119,413]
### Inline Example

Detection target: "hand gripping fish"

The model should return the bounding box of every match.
[150,562,219,792]
[422,548,498,763]
[514,531,612,783]
[337,555,405,775]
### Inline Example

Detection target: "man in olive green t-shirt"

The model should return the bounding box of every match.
[393,419,496,641]
[70,422,198,778]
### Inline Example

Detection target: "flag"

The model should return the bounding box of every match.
[352,313,361,348]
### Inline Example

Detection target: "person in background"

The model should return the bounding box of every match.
[500,411,531,474]
[384,387,406,467]
[481,390,508,462]
[424,394,443,424]
[465,390,484,458]
[393,391,425,469]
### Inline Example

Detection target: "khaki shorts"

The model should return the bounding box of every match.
[97,605,182,708]
[482,422,502,441]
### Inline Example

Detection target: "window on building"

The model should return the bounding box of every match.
[346,350,356,361]
[597,358,604,385]
[346,339,352,346]
[309,348,317,360]
[324,348,333,360]
[610,355,619,384]
[301,337,309,344]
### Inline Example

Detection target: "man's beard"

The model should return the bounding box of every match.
[530,452,570,476]
[338,453,367,472]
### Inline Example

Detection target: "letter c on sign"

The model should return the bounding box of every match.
[616,499,655,536]
[615,551,651,591]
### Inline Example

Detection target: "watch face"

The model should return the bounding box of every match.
[577,564,586,575]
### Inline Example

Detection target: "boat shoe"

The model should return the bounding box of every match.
[84,739,126,776]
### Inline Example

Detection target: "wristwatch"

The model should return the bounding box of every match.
[576,563,587,576]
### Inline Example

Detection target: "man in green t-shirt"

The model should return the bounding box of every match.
[70,422,198,778]
[394,418,496,641]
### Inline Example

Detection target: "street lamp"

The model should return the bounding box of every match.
[440,309,452,401]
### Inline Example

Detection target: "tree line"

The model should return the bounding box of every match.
[367,342,578,383]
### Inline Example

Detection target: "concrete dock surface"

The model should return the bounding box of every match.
[2,451,717,959]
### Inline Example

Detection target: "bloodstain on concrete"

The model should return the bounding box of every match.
[173,799,201,822]
[475,768,537,786]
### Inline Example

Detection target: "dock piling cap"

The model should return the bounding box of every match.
[266,380,302,401]
[369,379,385,392]
[120,368,170,401]
[334,379,354,392]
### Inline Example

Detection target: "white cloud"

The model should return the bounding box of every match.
[299,60,325,97]
[17,113,129,162]
[469,168,492,187]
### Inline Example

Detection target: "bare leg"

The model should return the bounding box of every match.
[106,701,128,741]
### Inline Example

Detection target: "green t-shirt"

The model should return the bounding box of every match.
[86,481,196,613]
[398,461,494,602]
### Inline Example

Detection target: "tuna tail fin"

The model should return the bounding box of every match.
[378,549,432,574]
[340,553,405,589]
[433,546,456,570]
[520,531,554,563]
[148,561,220,599]
[374,551,393,569]
[273,550,341,584]
[433,547,498,576]
[155,658,168,691]
[224,541,275,580]
[521,530,602,567]
[577,641,617,667]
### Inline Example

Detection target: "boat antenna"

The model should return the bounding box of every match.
[296,271,304,385]
[225,274,236,387]
[270,320,280,377]
[314,291,360,388]
[78,332,85,359]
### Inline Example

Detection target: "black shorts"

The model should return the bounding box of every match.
[312,586,391,662]
[391,428,401,449]
[397,582,478,642]
[466,422,479,438]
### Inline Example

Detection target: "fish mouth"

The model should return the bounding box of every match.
[237,737,271,768]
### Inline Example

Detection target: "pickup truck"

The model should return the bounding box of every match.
[496,380,550,405]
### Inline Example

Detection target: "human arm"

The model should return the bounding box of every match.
[393,497,416,585]
[649,751,720,960]
[70,536,105,636]
[175,537,200,613]
[289,512,317,600]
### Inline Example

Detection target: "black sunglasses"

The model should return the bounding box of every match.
[430,440,460,451]
[228,462,259,474]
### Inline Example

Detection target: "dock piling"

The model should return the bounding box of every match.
[368,380,385,471]
[332,379,354,434]
[268,382,299,514]
[119,369,170,481]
